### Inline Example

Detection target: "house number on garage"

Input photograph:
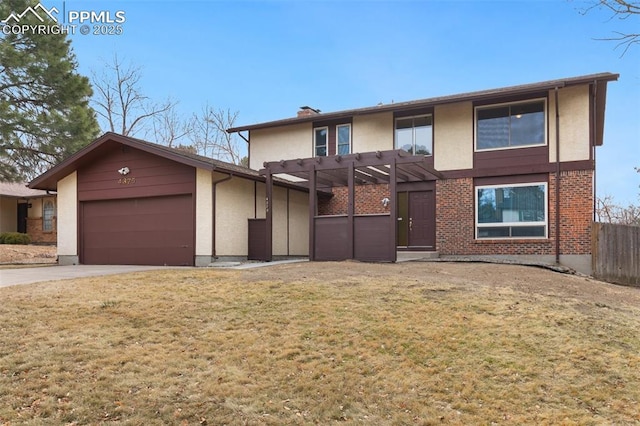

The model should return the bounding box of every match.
[118,177,136,185]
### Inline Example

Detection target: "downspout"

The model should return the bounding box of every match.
[212,173,233,258]
[237,131,250,167]
[554,87,561,265]
[591,80,598,221]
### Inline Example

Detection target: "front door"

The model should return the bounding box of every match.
[397,190,435,249]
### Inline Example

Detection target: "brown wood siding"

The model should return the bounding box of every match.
[248,219,267,261]
[474,173,548,187]
[80,194,194,266]
[440,159,594,180]
[77,145,195,202]
[394,106,434,118]
[354,215,394,261]
[474,145,549,172]
[314,215,349,260]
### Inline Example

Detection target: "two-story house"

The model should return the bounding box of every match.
[228,72,618,274]
[29,72,617,275]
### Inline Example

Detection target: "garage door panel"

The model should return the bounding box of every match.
[81,195,194,266]
[83,230,191,249]
[84,213,192,233]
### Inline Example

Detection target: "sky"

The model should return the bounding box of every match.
[19,0,640,204]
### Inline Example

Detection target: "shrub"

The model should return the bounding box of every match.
[0,232,31,245]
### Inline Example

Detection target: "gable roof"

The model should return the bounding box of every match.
[227,72,619,136]
[28,132,303,191]
[0,182,49,198]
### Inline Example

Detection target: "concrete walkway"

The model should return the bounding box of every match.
[0,259,311,288]
[0,265,170,288]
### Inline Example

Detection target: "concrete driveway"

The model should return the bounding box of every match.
[0,265,173,288]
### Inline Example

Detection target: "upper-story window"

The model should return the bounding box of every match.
[314,123,351,157]
[476,99,546,151]
[395,114,433,156]
[337,124,351,155]
[314,127,328,157]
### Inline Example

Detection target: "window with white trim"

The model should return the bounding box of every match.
[337,124,351,155]
[476,99,546,151]
[314,127,328,157]
[476,183,547,239]
[395,114,432,156]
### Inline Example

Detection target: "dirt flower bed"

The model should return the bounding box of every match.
[0,244,56,264]
[0,262,639,424]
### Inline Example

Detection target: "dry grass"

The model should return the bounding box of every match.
[0,262,639,425]
[0,245,56,265]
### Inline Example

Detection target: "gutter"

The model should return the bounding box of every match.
[212,173,233,258]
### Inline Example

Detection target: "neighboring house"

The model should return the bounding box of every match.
[28,133,309,266]
[0,182,57,244]
[227,72,619,275]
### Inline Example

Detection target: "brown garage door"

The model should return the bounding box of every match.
[81,195,194,266]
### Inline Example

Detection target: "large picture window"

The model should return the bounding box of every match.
[476,183,547,239]
[476,100,545,150]
[395,115,432,156]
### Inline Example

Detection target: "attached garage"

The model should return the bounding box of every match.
[80,195,194,266]
[28,132,310,267]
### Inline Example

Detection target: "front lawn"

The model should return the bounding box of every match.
[0,262,638,424]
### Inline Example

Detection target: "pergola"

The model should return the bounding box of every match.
[260,149,442,262]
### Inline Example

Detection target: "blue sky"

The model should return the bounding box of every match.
[46,0,640,204]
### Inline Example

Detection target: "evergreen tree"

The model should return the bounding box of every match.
[0,0,99,181]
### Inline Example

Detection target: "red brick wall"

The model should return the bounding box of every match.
[319,184,390,216]
[436,170,593,256]
[27,217,57,244]
[315,170,593,256]
[558,170,593,255]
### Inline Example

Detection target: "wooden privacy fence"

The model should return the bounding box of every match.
[592,222,640,287]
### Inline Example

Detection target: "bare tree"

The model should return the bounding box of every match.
[189,105,243,165]
[90,56,245,163]
[597,195,640,225]
[151,107,190,148]
[91,54,176,138]
[580,0,640,56]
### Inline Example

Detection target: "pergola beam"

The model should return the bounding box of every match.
[353,169,379,184]
[260,149,437,176]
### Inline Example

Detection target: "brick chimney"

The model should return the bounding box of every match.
[297,106,321,117]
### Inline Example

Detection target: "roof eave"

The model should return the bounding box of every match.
[28,132,264,190]
[227,72,620,133]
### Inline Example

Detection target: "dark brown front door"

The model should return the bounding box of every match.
[81,195,194,266]
[407,191,435,249]
[398,191,436,250]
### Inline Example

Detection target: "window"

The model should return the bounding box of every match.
[476,100,545,150]
[476,183,547,239]
[314,127,328,157]
[43,200,55,232]
[337,124,351,155]
[314,124,351,156]
[395,115,432,156]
